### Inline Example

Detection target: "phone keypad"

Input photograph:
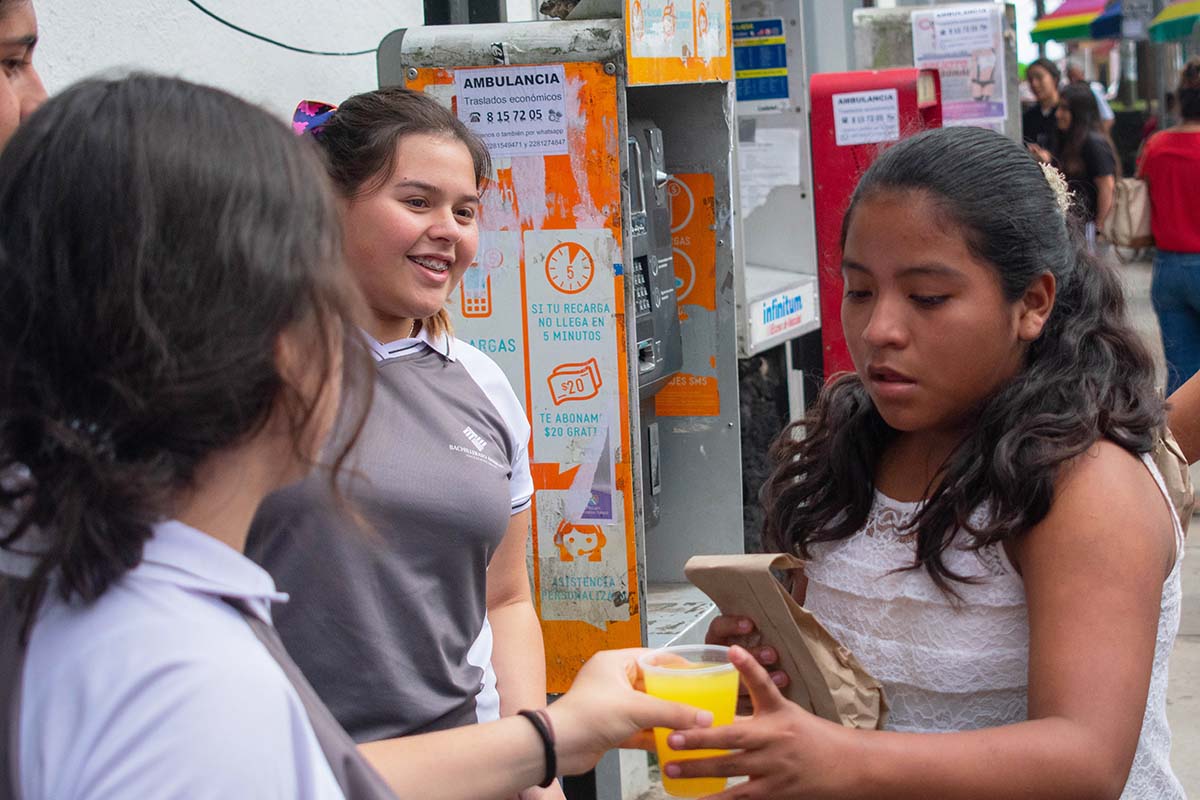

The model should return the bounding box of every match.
[634,268,651,316]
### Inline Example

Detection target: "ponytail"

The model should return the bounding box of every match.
[1,417,159,635]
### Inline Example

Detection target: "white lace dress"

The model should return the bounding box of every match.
[803,454,1185,799]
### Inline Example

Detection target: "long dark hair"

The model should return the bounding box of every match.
[1057,83,1118,178]
[762,126,1163,591]
[0,75,369,631]
[312,86,492,338]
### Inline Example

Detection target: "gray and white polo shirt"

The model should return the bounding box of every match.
[246,328,533,743]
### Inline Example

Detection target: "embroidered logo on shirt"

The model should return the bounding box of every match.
[449,443,508,472]
[463,426,489,452]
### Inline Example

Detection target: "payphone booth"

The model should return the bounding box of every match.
[377,7,744,797]
[810,68,942,375]
[726,3,826,551]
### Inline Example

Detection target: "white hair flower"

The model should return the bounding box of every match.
[1039,162,1071,216]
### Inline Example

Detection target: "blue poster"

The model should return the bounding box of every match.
[734,18,788,112]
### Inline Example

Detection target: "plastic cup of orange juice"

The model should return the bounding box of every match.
[639,644,738,798]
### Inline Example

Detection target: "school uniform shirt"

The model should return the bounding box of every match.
[11,520,346,799]
[246,327,534,743]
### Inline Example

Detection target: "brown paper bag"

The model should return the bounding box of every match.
[684,553,888,729]
[1154,429,1193,537]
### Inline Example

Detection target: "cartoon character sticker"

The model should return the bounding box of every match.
[536,488,629,626]
[553,520,607,562]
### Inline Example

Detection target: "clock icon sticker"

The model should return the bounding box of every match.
[545,241,595,295]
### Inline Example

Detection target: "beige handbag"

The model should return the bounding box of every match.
[1102,177,1154,250]
[685,554,888,729]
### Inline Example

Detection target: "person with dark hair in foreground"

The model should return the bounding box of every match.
[0,74,707,800]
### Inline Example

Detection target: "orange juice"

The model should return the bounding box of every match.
[640,647,738,797]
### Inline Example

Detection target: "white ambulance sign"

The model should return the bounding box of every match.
[455,65,569,158]
[832,89,900,147]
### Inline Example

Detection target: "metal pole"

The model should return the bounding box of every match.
[1154,0,1168,127]
[1036,0,1047,59]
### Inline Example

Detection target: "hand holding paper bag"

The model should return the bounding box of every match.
[685,554,887,729]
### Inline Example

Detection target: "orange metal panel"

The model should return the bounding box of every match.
[655,172,720,418]
[414,64,641,693]
[625,0,733,85]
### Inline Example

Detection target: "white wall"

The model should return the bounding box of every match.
[36,0,537,123]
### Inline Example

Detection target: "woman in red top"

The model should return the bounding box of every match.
[1141,58,1200,393]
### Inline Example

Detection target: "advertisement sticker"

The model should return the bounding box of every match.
[734,18,788,114]
[911,5,1007,129]
[749,281,817,344]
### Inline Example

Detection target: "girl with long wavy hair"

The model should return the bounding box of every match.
[691,126,1183,799]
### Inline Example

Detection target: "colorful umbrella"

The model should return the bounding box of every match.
[1090,1,1123,39]
[1149,0,1200,42]
[1031,0,1108,43]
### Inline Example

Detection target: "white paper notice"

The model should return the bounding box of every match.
[911,5,1006,129]
[454,65,569,158]
[932,6,994,51]
[833,89,900,147]
[738,127,801,218]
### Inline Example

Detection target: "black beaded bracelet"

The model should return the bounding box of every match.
[517,709,557,788]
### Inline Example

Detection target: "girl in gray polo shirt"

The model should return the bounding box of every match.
[247,87,556,797]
